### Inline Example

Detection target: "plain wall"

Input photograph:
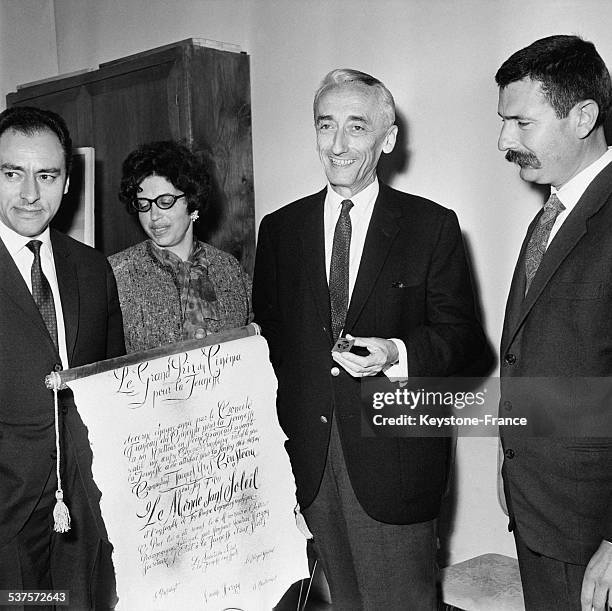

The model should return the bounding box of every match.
[3,0,612,565]
[0,0,58,100]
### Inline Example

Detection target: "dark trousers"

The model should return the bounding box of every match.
[515,530,586,610]
[0,424,117,611]
[0,467,56,611]
[303,417,438,611]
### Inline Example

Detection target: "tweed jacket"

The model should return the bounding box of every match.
[109,239,252,353]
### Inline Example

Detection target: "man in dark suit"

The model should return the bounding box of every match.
[253,69,485,609]
[0,106,124,609]
[496,35,612,611]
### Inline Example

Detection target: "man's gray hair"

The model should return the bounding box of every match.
[313,68,396,127]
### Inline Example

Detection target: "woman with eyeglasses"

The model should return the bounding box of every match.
[108,140,252,353]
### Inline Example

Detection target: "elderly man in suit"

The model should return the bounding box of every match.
[253,69,485,609]
[0,106,124,609]
[496,35,612,611]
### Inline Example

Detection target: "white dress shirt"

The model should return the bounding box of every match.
[324,178,408,378]
[548,146,612,245]
[0,220,68,368]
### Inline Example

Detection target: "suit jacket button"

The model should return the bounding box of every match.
[504,449,515,459]
[503,401,512,412]
[331,367,340,377]
[320,416,328,423]
[54,363,63,372]
[504,353,516,366]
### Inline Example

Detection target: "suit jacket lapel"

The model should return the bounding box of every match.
[344,184,401,332]
[51,231,80,364]
[299,189,333,342]
[501,214,535,353]
[520,207,587,309]
[504,162,612,350]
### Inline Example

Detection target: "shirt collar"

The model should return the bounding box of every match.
[552,146,612,209]
[325,177,379,215]
[0,220,52,257]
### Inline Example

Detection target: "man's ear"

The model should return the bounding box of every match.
[63,176,70,196]
[382,124,398,154]
[575,99,600,139]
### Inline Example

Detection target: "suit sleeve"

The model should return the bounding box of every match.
[604,515,612,543]
[603,481,612,541]
[105,260,126,359]
[406,209,488,377]
[252,215,283,371]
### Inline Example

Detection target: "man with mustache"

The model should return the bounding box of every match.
[505,149,541,169]
[496,35,612,610]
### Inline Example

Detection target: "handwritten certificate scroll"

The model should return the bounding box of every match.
[65,333,308,610]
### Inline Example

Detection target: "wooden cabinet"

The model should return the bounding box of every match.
[7,39,255,273]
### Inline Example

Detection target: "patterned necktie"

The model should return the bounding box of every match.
[524,193,565,294]
[27,240,59,351]
[329,199,353,342]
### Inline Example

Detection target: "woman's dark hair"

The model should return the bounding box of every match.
[119,140,211,214]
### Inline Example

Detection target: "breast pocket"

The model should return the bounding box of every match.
[376,282,425,336]
[549,281,603,300]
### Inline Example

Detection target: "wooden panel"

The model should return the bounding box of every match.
[86,60,179,252]
[8,86,92,148]
[189,47,255,274]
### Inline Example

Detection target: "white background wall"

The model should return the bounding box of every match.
[3,0,612,565]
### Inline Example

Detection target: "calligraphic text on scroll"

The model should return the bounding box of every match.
[67,335,308,610]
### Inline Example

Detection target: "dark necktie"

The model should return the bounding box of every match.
[27,240,59,351]
[329,199,353,342]
[524,193,565,294]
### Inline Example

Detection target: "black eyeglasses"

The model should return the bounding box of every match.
[131,193,186,213]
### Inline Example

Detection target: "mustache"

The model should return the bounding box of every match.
[505,149,541,169]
